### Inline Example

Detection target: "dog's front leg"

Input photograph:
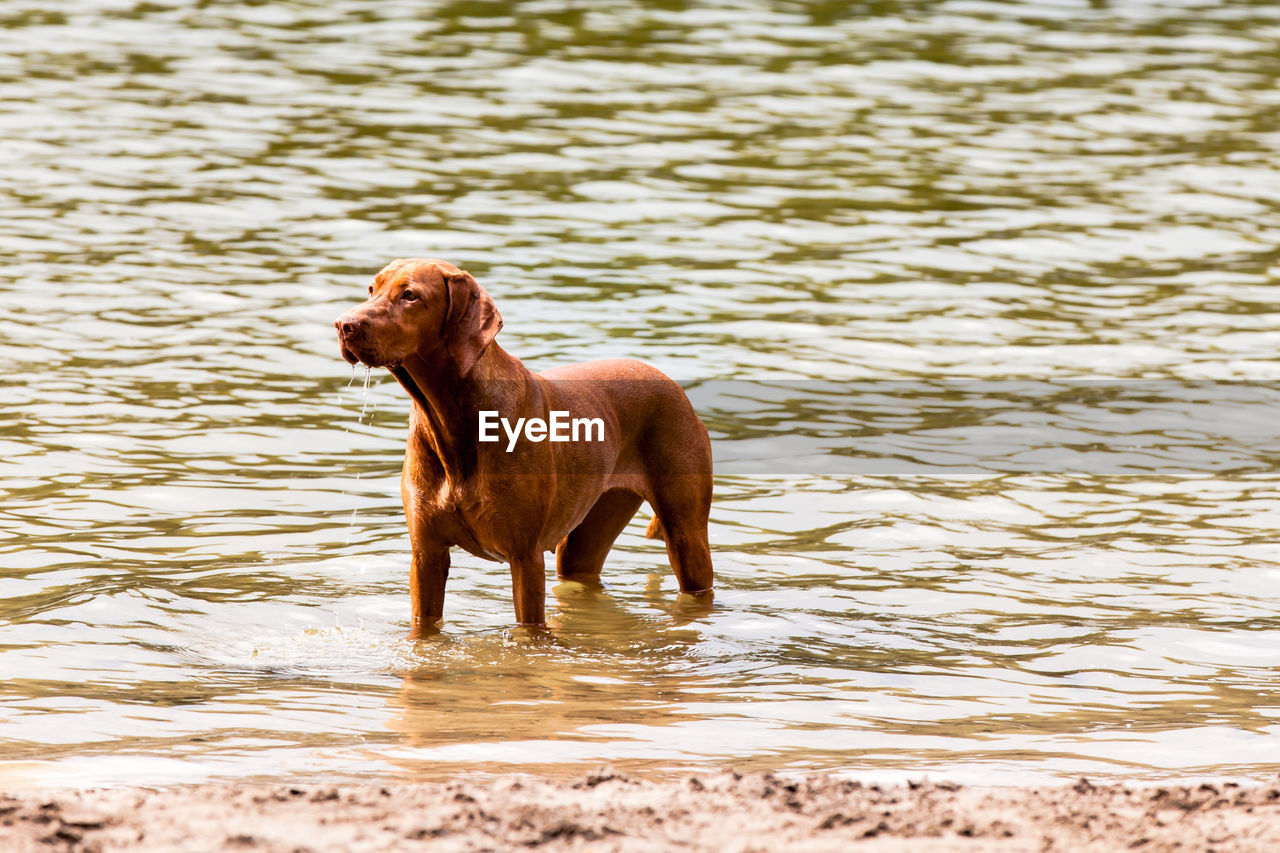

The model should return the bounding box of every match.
[509,552,546,627]
[409,548,450,636]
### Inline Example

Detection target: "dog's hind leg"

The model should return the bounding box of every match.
[556,488,644,585]
[647,476,714,594]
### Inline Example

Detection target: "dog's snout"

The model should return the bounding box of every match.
[335,312,369,365]
[335,317,365,337]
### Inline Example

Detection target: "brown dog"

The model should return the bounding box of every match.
[335,259,714,630]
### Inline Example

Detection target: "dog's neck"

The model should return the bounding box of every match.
[391,343,530,482]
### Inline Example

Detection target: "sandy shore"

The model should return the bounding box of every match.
[3,772,1279,852]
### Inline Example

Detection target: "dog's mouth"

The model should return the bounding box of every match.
[338,333,394,368]
[337,329,426,410]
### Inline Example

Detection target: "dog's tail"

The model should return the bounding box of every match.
[645,515,665,542]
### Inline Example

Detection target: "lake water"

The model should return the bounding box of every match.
[4,0,1280,789]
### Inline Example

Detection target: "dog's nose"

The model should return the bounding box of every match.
[336,318,363,337]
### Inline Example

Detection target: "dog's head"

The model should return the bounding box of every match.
[335,258,503,375]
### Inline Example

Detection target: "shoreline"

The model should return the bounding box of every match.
[4,772,1278,852]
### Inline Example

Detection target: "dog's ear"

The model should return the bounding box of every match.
[443,270,503,376]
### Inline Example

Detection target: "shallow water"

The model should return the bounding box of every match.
[4,0,1280,788]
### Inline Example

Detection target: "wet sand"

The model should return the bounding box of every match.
[3,772,1279,852]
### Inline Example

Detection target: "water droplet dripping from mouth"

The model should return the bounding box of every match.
[359,366,373,423]
[342,366,376,543]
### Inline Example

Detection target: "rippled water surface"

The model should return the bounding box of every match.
[5,0,1280,788]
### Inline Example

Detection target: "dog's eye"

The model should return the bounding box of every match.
[401,290,419,302]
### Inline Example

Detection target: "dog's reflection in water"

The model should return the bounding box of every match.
[379,579,716,772]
